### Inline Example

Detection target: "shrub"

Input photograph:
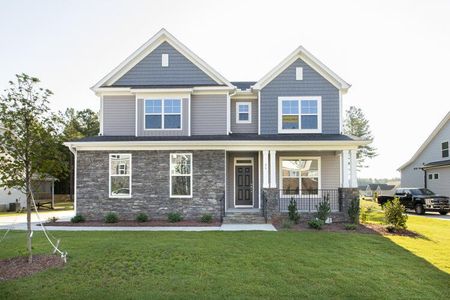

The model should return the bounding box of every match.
[348,197,360,224]
[316,195,331,222]
[385,224,396,233]
[308,219,324,230]
[200,214,213,223]
[104,212,119,223]
[70,214,86,223]
[136,212,149,223]
[168,212,183,223]
[345,223,357,230]
[360,207,368,223]
[281,219,294,229]
[288,197,300,224]
[384,198,408,230]
[47,216,59,223]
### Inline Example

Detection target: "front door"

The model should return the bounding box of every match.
[235,165,253,206]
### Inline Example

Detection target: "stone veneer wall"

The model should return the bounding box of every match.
[263,188,359,223]
[76,150,225,220]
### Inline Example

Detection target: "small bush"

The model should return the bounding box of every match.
[200,214,213,223]
[316,196,331,222]
[136,212,149,223]
[47,216,59,223]
[384,198,408,230]
[345,223,357,230]
[348,197,360,224]
[360,207,368,223]
[70,214,85,223]
[104,212,119,223]
[385,224,396,233]
[168,212,183,223]
[308,219,324,230]
[288,198,300,224]
[281,219,294,229]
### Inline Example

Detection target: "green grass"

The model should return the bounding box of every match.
[0,230,449,299]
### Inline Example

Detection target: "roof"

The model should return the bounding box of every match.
[252,45,350,92]
[422,159,450,169]
[92,28,233,91]
[398,111,450,170]
[231,81,257,90]
[102,84,226,89]
[358,184,396,191]
[70,133,360,143]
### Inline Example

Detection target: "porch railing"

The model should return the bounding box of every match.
[262,190,268,223]
[219,191,225,223]
[279,189,340,212]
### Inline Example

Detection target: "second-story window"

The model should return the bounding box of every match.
[145,99,181,130]
[236,102,252,123]
[442,141,449,158]
[278,97,321,133]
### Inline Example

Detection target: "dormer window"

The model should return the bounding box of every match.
[442,141,449,158]
[236,102,252,124]
[278,96,322,133]
[145,99,181,130]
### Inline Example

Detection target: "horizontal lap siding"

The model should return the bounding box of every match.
[136,98,189,136]
[191,94,227,135]
[103,96,135,135]
[113,42,218,86]
[260,58,340,134]
[230,99,258,134]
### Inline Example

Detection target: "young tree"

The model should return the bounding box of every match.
[343,106,377,168]
[0,74,67,263]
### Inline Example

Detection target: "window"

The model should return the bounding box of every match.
[109,154,131,198]
[442,141,449,158]
[236,102,251,123]
[278,97,321,133]
[162,54,169,67]
[170,153,192,197]
[145,99,181,129]
[434,173,439,180]
[296,67,303,80]
[428,174,433,180]
[280,157,320,195]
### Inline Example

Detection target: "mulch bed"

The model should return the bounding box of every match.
[0,254,64,281]
[362,223,424,238]
[44,220,221,227]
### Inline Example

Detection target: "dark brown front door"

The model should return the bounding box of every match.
[235,165,253,206]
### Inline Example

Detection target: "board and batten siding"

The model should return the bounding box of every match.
[230,99,258,134]
[260,58,340,135]
[102,95,135,136]
[136,98,189,136]
[113,42,219,87]
[191,94,227,135]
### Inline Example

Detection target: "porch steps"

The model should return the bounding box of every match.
[223,210,266,224]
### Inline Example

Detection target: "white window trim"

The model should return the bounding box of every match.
[144,99,183,131]
[296,67,303,80]
[233,157,254,208]
[279,156,321,197]
[169,153,193,198]
[277,96,322,134]
[236,101,252,124]
[109,153,132,198]
[442,140,449,158]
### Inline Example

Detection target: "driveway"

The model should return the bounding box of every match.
[0,210,75,229]
[407,211,450,221]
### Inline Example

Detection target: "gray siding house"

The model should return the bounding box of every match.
[65,29,366,223]
[398,112,450,197]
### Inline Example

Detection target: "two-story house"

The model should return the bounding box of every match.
[398,112,450,197]
[64,29,366,223]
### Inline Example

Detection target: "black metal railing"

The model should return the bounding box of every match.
[262,191,268,223]
[219,191,225,223]
[278,189,340,212]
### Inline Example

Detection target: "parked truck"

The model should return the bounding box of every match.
[378,188,450,215]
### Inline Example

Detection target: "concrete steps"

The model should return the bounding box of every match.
[223,210,266,224]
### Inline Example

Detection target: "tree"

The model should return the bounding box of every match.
[343,106,377,168]
[0,74,67,263]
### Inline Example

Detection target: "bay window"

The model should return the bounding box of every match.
[280,157,320,195]
[109,154,132,198]
[145,99,181,129]
[278,97,321,133]
[170,153,192,197]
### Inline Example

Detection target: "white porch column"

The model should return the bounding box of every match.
[269,150,277,188]
[350,149,358,188]
[342,150,350,187]
[262,150,269,188]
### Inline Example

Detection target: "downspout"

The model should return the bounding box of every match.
[67,144,77,215]
[227,89,237,135]
[423,168,427,189]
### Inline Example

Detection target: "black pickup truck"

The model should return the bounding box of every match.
[378,188,450,215]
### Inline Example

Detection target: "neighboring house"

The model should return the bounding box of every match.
[398,111,450,197]
[358,184,396,199]
[64,29,367,222]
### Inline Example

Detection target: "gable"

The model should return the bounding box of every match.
[112,41,220,87]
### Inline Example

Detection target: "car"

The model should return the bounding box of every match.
[378,188,450,215]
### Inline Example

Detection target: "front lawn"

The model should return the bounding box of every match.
[0,229,449,299]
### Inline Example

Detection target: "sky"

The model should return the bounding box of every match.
[1,0,449,179]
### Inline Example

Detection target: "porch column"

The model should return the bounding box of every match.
[350,149,358,188]
[342,150,350,187]
[269,150,277,188]
[262,150,269,188]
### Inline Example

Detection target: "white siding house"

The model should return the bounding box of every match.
[398,111,450,197]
